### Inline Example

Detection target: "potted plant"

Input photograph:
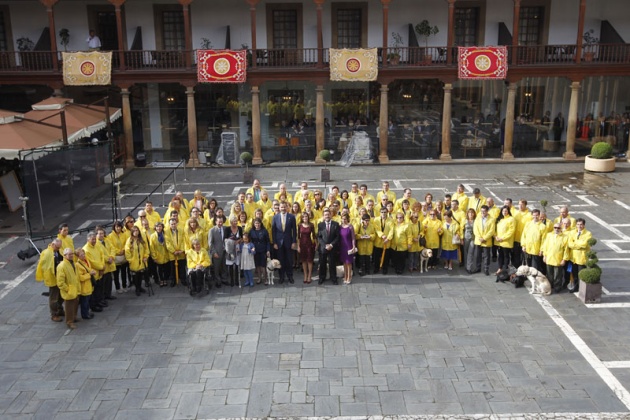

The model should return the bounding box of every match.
[319,149,332,182]
[578,238,602,303]
[59,28,70,51]
[584,141,615,173]
[387,32,403,65]
[240,152,254,183]
[415,20,439,64]
[582,29,599,62]
[200,38,212,49]
[16,37,35,69]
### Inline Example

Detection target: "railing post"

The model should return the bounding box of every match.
[161,181,165,208]
[182,158,188,181]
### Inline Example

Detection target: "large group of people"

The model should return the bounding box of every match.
[36,179,593,330]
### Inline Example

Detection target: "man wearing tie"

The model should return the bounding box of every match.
[317,208,340,285]
[272,202,297,284]
[208,217,228,287]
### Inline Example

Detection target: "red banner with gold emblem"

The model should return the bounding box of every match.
[458,46,507,80]
[197,50,246,83]
[62,52,112,86]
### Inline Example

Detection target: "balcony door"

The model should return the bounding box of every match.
[0,6,13,52]
[87,5,123,51]
[266,4,303,50]
[332,3,367,48]
[154,5,187,51]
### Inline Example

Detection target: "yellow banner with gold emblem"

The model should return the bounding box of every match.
[329,48,378,82]
[62,52,112,86]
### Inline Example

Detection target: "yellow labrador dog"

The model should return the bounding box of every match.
[419,248,433,273]
[266,259,281,285]
[516,265,552,296]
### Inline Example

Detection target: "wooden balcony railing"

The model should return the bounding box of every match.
[1,45,629,74]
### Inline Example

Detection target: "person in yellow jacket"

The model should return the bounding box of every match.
[274,183,294,204]
[542,223,571,293]
[96,227,117,301]
[56,248,80,329]
[75,248,95,320]
[82,232,107,313]
[372,208,394,274]
[186,238,211,295]
[165,218,187,286]
[554,205,577,232]
[391,213,412,274]
[452,184,469,213]
[57,223,74,257]
[356,214,376,276]
[125,226,149,296]
[422,209,442,269]
[468,188,486,213]
[407,212,425,272]
[36,238,64,322]
[256,190,272,214]
[376,181,397,205]
[486,198,500,262]
[473,205,496,275]
[520,210,549,273]
[440,211,461,270]
[394,188,417,213]
[246,179,267,203]
[189,189,209,213]
[184,217,207,251]
[150,222,171,287]
[494,206,516,273]
[567,218,592,292]
[144,201,162,229]
[107,221,129,293]
[512,199,532,267]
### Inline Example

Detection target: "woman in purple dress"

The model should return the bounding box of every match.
[297,212,316,284]
[339,214,357,284]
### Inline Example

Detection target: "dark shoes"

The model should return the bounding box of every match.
[82,314,95,320]
[332,279,338,285]
[105,295,117,300]
[318,279,324,285]
[91,307,103,313]
[288,278,294,284]
[484,270,490,276]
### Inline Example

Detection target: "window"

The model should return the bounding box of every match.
[272,10,297,49]
[332,3,367,48]
[337,8,362,48]
[519,6,543,45]
[162,11,185,50]
[454,7,479,46]
[154,5,187,50]
[266,4,303,50]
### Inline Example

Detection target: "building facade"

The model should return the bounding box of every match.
[0,0,629,165]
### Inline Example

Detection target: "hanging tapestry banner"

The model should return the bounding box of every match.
[62,52,112,86]
[458,46,507,80]
[197,49,247,83]
[329,48,378,82]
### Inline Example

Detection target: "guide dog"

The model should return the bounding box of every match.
[266,259,281,285]
[515,265,552,295]
[419,248,433,273]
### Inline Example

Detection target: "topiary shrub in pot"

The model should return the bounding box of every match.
[241,152,254,184]
[584,141,615,173]
[578,238,602,303]
[319,149,331,182]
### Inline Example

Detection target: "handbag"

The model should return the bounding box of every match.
[417,222,427,247]
[114,255,126,265]
[452,233,461,245]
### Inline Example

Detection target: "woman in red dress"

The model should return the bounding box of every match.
[297,212,316,283]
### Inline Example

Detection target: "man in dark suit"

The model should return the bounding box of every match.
[208,217,228,288]
[272,202,297,284]
[317,208,340,285]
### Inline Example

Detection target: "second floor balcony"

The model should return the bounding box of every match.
[1,44,629,75]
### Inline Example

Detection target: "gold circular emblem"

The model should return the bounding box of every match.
[346,58,361,73]
[474,55,491,71]
[80,61,95,76]
[213,58,231,75]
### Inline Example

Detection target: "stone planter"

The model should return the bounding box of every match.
[243,170,254,184]
[584,155,616,173]
[578,280,602,303]
[543,139,560,152]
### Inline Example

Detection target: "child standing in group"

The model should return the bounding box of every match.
[239,234,256,287]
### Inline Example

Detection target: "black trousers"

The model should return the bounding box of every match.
[372,246,385,273]
[102,272,113,298]
[392,250,408,274]
[319,250,337,281]
[189,269,205,292]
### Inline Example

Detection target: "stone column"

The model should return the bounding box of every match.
[247,0,259,67]
[440,83,453,160]
[564,81,580,160]
[179,0,193,68]
[503,83,517,160]
[185,85,198,166]
[575,0,586,62]
[314,0,324,68]
[120,87,134,167]
[378,84,390,163]
[381,0,391,66]
[315,85,325,163]
[251,86,263,165]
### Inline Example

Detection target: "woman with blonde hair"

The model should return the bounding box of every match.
[125,226,149,296]
[439,210,461,270]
